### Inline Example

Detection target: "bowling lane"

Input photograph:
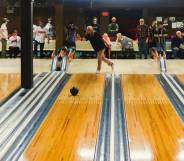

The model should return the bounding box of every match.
[122,75,184,161]
[0,73,20,102]
[19,74,105,161]
[177,75,184,84]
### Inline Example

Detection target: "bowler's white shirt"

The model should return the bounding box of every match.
[0,23,8,40]
[9,36,21,48]
[35,26,47,43]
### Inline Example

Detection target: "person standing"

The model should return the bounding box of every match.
[137,18,149,59]
[85,26,113,73]
[8,30,21,58]
[34,21,47,57]
[45,17,54,44]
[33,24,38,41]
[148,21,158,59]
[91,17,100,33]
[0,18,9,57]
[180,20,184,34]
[154,22,167,53]
[108,17,119,41]
[65,22,77,48]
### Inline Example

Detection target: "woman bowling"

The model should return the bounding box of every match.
[85,26,114,73]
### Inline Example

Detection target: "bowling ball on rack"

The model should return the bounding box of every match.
[70,86,79,96]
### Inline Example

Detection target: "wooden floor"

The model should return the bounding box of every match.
[0,73,20,102]
[177,75,184,84]
[122,75,184,161]
[19,74,105,161]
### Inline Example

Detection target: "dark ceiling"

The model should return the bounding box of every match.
[62,0,184,8]
[2,0,184,8]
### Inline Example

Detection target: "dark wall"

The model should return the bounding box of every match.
[1,4,184,38]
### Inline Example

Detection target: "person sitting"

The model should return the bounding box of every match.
[171,31,184,59]
[116,33,133,51]
[8,30,21,58]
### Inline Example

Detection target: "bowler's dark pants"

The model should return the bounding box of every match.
[34,40,45,57]
[138,38,148,59]
[9,47,20,58]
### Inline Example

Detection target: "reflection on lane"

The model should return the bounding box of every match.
[122,75,184,161]
[0,73,20,102]
[19,74,105,161]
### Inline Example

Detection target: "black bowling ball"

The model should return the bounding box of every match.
[70,86,79,96]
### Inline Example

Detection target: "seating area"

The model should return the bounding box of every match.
[75,40,139,59]
[0,39,176,59]
[0,39,56,58]
[75,40,175,59]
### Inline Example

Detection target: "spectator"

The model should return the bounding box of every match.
[137,18,149,59]
[33,24,37,40]
[108,17,119,41]
[76,33,82,41]
[91,17,100,33]
[116,33,133,51]
[34,21,47,57]
[66,22,78,48]
[149,21,158,59]
[0,18,9,57]
[45,17,54,44]
[33,24,38,46]
[171,31,184,58]
[8,30,21,58]
[154,22,167,52]
[180,20,184,34]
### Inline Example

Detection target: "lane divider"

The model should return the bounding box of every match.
[166,73,184,97]
[110,74,115,161]
[161,72,184,105]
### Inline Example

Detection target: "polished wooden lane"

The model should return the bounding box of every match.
[122,75,184,161]
[0,73,20,102]
[19,74,104,161]
[177,75,184,84]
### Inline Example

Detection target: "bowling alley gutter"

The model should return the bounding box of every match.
[173,75,184,92]
[158,57,184,122]
[158,73,184,122]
